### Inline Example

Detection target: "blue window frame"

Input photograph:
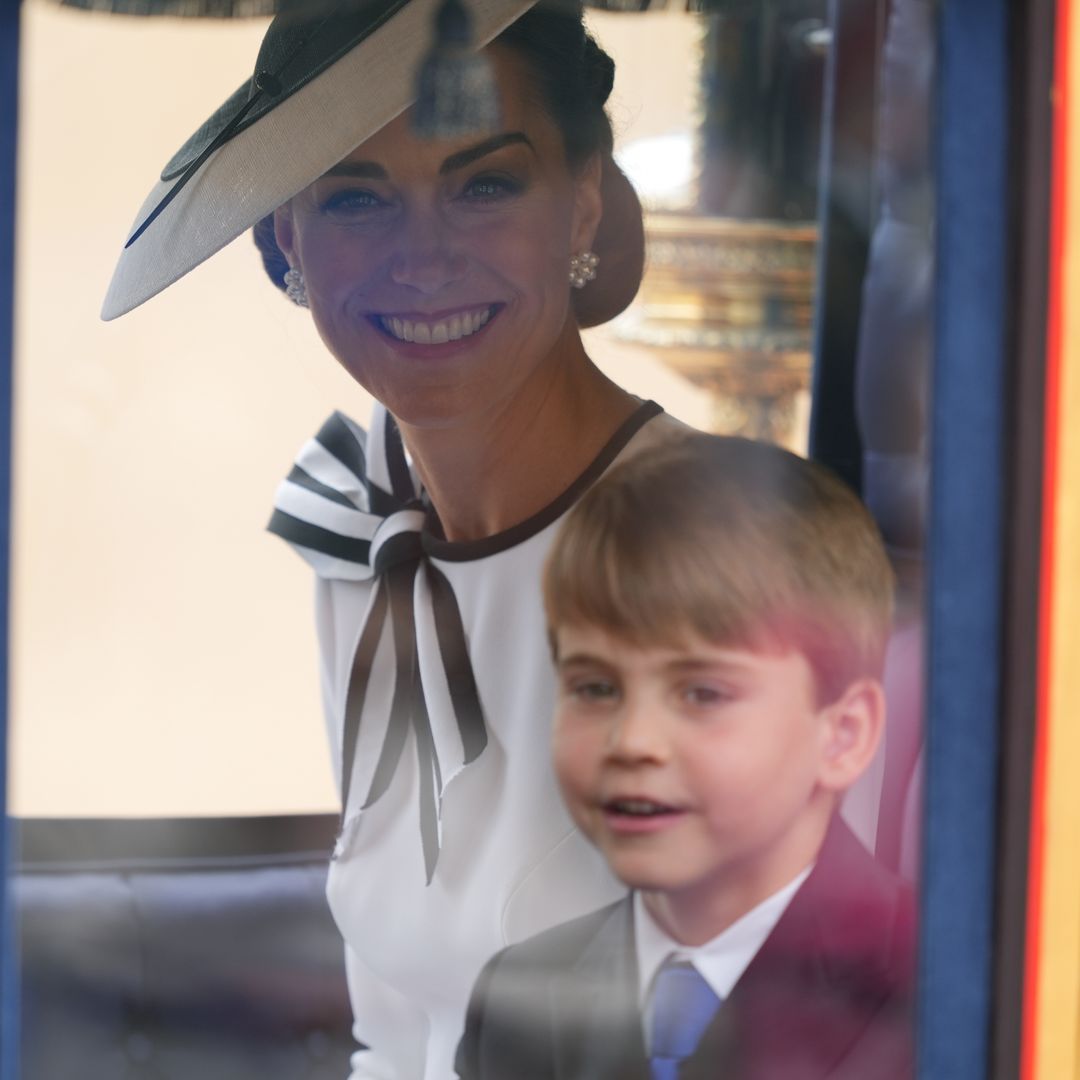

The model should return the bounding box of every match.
[919,0,1010,1076]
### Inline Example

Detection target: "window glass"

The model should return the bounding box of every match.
[9,2,932,1076]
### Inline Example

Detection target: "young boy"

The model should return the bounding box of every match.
[455,434,915,1080]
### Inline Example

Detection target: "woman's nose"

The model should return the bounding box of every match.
[389,213,467,294]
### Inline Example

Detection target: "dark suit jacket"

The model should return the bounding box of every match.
[455,818,915,1080]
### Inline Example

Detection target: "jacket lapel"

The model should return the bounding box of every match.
[551,897,651,1080]
[684,819,914,1080]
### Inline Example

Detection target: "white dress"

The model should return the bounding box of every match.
[270,400,687,1080]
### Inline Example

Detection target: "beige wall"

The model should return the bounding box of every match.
[10,0,710,816]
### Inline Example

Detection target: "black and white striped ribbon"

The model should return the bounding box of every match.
[268,406,486,883]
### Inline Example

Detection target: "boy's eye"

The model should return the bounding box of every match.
[680,684,734,708]
[565,678,618,704]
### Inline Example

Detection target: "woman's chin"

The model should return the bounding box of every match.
[364,382,497,433]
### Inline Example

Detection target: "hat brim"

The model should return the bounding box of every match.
[102,0,537,320]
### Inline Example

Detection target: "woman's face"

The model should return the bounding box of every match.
[275,46,602,430]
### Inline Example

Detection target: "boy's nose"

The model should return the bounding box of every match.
[389,214,467,294]
[605,699,667,764]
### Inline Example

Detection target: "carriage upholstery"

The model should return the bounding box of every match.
[853,0,934,879]
[14,815,354,1079]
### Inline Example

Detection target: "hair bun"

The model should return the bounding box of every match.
[583,36,615,106]
[573,155,643,328]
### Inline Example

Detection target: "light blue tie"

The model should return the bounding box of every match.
[648,960,723,1080]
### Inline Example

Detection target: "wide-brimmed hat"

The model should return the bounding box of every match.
[102,0,540,320]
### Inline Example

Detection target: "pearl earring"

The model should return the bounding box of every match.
[569,251,599,289]
[283,267,309,308]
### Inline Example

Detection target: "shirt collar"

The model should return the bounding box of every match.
[634,864,814,1008]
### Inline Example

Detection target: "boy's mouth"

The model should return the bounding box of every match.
[602,797,684,834]
[604,798,680,817]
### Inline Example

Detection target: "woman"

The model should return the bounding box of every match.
[105,1,688,1076]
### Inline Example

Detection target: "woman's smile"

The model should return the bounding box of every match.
[370,303,499,347]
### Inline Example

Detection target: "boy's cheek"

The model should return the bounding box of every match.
[551,723,598,808]
[549,721,579,790]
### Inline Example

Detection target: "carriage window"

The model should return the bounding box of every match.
[10,0,932,1075]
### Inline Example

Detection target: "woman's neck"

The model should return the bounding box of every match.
[398,349,639,543]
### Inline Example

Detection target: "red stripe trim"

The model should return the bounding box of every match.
[1022,2,1072,1077]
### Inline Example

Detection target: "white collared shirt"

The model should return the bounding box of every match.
[634,866,814,1049]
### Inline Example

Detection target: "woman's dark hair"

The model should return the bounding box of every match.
[255,0,635,318]
[497,1,616,167]
[254,214,291,294]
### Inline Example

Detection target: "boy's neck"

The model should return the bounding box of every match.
[641,814,832,947]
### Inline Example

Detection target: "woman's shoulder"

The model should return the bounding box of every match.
[614,405,698,465]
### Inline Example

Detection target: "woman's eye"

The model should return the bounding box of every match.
[319,188,387,217]
[462,174,521,202]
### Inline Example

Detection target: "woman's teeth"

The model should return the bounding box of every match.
[379,307,493,344]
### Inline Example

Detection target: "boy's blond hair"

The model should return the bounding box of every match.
[544,434,895,705]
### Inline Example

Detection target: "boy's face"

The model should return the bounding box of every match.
[552,624,862,940]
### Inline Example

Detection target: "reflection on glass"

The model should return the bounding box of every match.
[612,1,828,449]
[10,0,930,1077]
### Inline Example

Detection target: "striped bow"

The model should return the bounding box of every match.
[268,406,487,883]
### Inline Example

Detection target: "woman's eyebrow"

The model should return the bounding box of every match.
[319,133,534,183]
[439,132,534,175]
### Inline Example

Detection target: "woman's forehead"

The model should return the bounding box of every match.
[328,45,560,172]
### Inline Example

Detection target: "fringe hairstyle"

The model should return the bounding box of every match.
[543,434,896,706]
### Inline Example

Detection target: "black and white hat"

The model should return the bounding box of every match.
[102,0,537,320]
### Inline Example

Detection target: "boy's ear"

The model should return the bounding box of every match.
[816,678,886,793]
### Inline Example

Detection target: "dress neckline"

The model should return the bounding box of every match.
[420,400,663,564]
